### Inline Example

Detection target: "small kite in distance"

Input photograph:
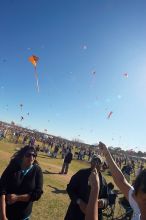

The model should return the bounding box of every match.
[20,116,24,121]
[92,71,96,75]
[20,104,23,111]
[107,111,113,119]
[123,72,128,78]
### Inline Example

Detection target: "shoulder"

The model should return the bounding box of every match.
[101,174,107,185]
[5,160,19,172]
[72,168,91,177]
[33,164,43,173]
[78,168,91,174]
[77,168,91,177]
[128,186,140,213]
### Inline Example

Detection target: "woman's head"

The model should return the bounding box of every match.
[11,145,38,166]
[134,169,146,204]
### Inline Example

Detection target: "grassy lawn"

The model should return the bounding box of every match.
[0,140,135,220]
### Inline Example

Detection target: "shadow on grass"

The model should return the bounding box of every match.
[38,154,50,159]
[48,184,67,194]
[38,154,61,159]
[43,170,59,175]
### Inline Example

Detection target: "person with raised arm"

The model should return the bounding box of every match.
[99,142,146,220]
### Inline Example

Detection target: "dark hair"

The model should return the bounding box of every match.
[108,182,114,190]
[134,169,146,195]
[10,145,38,165]
[91,155,102,165]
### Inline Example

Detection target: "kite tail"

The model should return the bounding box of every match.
[34,67,40,93]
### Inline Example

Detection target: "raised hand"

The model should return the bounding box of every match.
[6,194,18,205]
[98,142,109,157]
[88,168,99,192]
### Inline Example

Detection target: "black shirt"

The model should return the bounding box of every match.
[65,168,108,220]
[0,161,43,220]
[64,152,73,164]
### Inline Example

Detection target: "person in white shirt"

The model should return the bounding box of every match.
[99,142,146,220]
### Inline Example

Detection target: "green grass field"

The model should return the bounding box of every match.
[0,140,136,220]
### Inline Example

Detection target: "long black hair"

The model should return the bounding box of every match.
[134,169,146,195]
[10,145,38,165]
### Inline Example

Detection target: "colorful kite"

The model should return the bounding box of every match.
[107,111,113,119]
[28,55,39,92]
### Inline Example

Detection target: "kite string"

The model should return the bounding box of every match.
[34,66,39,93]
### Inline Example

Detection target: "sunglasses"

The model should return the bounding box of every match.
[25,152,36,158]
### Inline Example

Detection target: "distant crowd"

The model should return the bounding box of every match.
[0,122,146,220]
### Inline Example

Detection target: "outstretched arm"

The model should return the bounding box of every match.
[85,168,99,220]
[0,195,7,220]
[99,142,131,200]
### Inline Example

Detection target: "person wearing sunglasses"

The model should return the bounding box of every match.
[0,145,43,220]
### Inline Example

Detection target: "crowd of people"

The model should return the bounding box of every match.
[0,122,146,220]
[64,143,146,220]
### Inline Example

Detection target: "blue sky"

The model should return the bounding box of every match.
[0,0,146,151]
